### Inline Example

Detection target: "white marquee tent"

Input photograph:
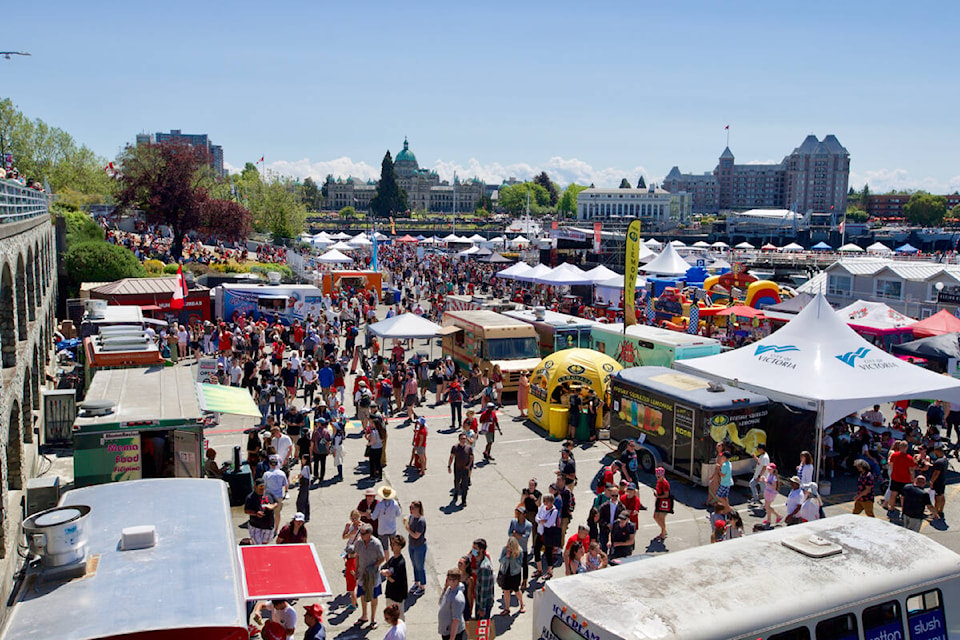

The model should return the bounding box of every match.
[781,242,804,252]
[349,236,373,246]
[674,294,960,469]
[330,241,356,251]
[644,238,663,250]
[838,243,865,253]
[641,243,691,276]
[836,300,916,330]
[367,313,443,340]
[585,264,620,284]
[735,241,755,250]
[670,240,687,248]
[711,241,729,249]
[692,241,712,248]
[496,262,533,280]
[535,262,592,285]
[867,242,892,255]
[331,232,352,240]
[316,248,354,264]
[518,263,553,282]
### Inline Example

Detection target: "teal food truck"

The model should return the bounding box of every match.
[591,323,721,368]
[73,366,207,487]
[502,307,598,357]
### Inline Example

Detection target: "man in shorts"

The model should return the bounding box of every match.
[478,403,502,461]
[929,443,949,520]
[355,523,385,626]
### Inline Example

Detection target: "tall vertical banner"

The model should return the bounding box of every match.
[623,220,642,327]
[371,230,379,272]
[593,222,602,253]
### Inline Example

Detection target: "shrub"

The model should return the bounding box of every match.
[65,241,146,283]
[143,259,164,274]
[62,210,105,246]
[163,263,180,274]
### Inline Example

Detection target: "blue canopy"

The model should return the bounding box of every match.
[812,241,833,250]
[896,243,919,254]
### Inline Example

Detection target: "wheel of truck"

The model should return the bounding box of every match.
[638,448,656,474]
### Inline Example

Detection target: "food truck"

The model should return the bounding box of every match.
[528,348,622,440]
[441,309,541,392]
[610,366,770,481]
[72,366,207,487]
[591,323,722,368]
[1,479,331,640]
[319,269,382,296]
[81,329,166,388]
[215,283,325,324]
[503,307,598,357]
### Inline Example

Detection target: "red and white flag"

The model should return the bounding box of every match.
[724,125,730,130]
[171,264,188,310]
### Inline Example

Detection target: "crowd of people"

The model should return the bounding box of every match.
[0,165,46,192]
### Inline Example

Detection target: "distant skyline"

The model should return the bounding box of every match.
[3,1,958,193]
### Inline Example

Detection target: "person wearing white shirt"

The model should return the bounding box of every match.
[372,486,403,550]
[749,443,770,504]
[784,476,804,525]
[229,361,243,387]
[798,483,822,522]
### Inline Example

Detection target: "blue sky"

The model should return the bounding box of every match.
[3,1,958,192]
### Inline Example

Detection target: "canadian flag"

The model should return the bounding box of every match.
[171,265,188,310]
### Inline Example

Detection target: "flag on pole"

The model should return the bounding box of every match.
[724,125,729,130]
[258,156,264,164]
[171,264,188,310]
[623,219,642,327]
[371,230,379,272]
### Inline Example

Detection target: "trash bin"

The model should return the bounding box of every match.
[575,413,591,442]
[384,290,396,305]
[225,463,253,507]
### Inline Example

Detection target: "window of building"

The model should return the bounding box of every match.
[827,274,852,297]
[875,279,903,301]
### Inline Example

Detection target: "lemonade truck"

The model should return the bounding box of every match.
[609,366,771,483]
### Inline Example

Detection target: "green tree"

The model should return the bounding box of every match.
[904,192,948,226]
[498,182,551,215]
[475,194,494,212]
[247,178,308,240]
[619,178,631,189]
[950,204,960,220]
[860,184,871,208]
[0,98,114,196]
[369,151,407,218]
[845,207,869,223]
[557,183,588,216]
[65,241,146,283]
[338,206,357,221]
[533,171,559,206]
[299,176,323,211]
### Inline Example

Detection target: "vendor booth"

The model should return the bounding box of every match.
[674,293,960,477]
[319,269,382,296]
[910,309,960,338]
[892,332,960,375]
[528,348,622,440]
[89,276,211,324]
[836,300,917,350]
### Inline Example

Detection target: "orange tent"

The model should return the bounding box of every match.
[717,304,765,319]
[911,309,960,338]
[397,234,418,242]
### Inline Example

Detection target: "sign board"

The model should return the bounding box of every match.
[104,432,142,482]
[197,358,219,384]
[937,286,960,305]
[42,389,76,444]
[593,222,602,253]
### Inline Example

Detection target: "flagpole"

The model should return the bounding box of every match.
[726,125,730,148]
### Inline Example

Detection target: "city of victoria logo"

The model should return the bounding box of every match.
[753,344,799,369]
[836,347,870,367]
[601,363,616,373]
[567,364,586,375]
[533,402,544,418]
[754,344,799,355]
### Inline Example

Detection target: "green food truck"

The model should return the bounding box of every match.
[591,323,722,368]
[73,366,208,487]
[502,307,598,357]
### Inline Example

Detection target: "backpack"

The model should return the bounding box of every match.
[358,389,372,408]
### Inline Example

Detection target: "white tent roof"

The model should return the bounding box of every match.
[329,241,356,251]
[782,242,804,252]
[867,242,892,254]
[735,241,755,250]
[509,235,529,245]
[313,232,332,240]
[311,236,334,246]
[673,293,960,427]
[316,248,354,264]
[467,234,486,242]
[585,264,620,283]
[489,236,507,243]
[641,243,691,276]
[761,243,779,250]
[349,236,373,246]
[692,241,711,248]
[670,240,687,248]
[536,262,592,285]
[709,258,732,270]
[331,231,352,240]
[457,246,481,256]
[496,262,533,280]
[373,232,389,241]
[644,238,663,249]
[518,263,554,282]
[835,300,916,330]
[711,241,729,248]
[638,243,657,263]
[595,274,648,289]
[838,243,865,253]
[367,313,443,340]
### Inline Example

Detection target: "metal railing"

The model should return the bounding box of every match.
[0,179,52,222]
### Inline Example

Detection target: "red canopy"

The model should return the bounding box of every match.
[718,305,765,319]
[396,234,418,243]
[911,309,960,338]
[239,543,332,600]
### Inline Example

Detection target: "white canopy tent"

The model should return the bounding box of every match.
[674,293,960,472]
[311,235,334,247]
[692,241,712,248]
[509,235,530,246]
[373,232,389,241]
[836,300,916,330]
[457,246,481,257]
[735,241,755,250]
[670,240,687,248]
[711,241,729,249]
[781,242,804,252]
[644,238,663,250]
[496,262,533,280]
[349,236,373,246]
[535,262,593,285]
[867,242,892,255]
[637,243,657,263]
[838,243,865,253]
[316,248,354,264]
[518,263,554,282]
[585,264,620,284]
[489,236,507,244]
[709,258,732,270]
[331,231,352,240]
[641,243,691,276]
[329,241,356,251]
[367,312,443,340]
[467,234,486,243]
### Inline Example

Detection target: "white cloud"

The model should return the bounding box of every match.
[229,156,654,189]
[849,168,960,194]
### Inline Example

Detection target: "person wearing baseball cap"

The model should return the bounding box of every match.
[303,603,325,640]
[785,475,804,525]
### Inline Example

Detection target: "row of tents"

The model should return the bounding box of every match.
[656,238,919,254]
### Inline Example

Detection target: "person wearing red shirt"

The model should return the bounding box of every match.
[219,329,233,357]
[410,417,428,475]
[653,467,671,542]
[620,484,644,527]
[883,440,916,512]
[292,323,304,350]
[563,526,590,575]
